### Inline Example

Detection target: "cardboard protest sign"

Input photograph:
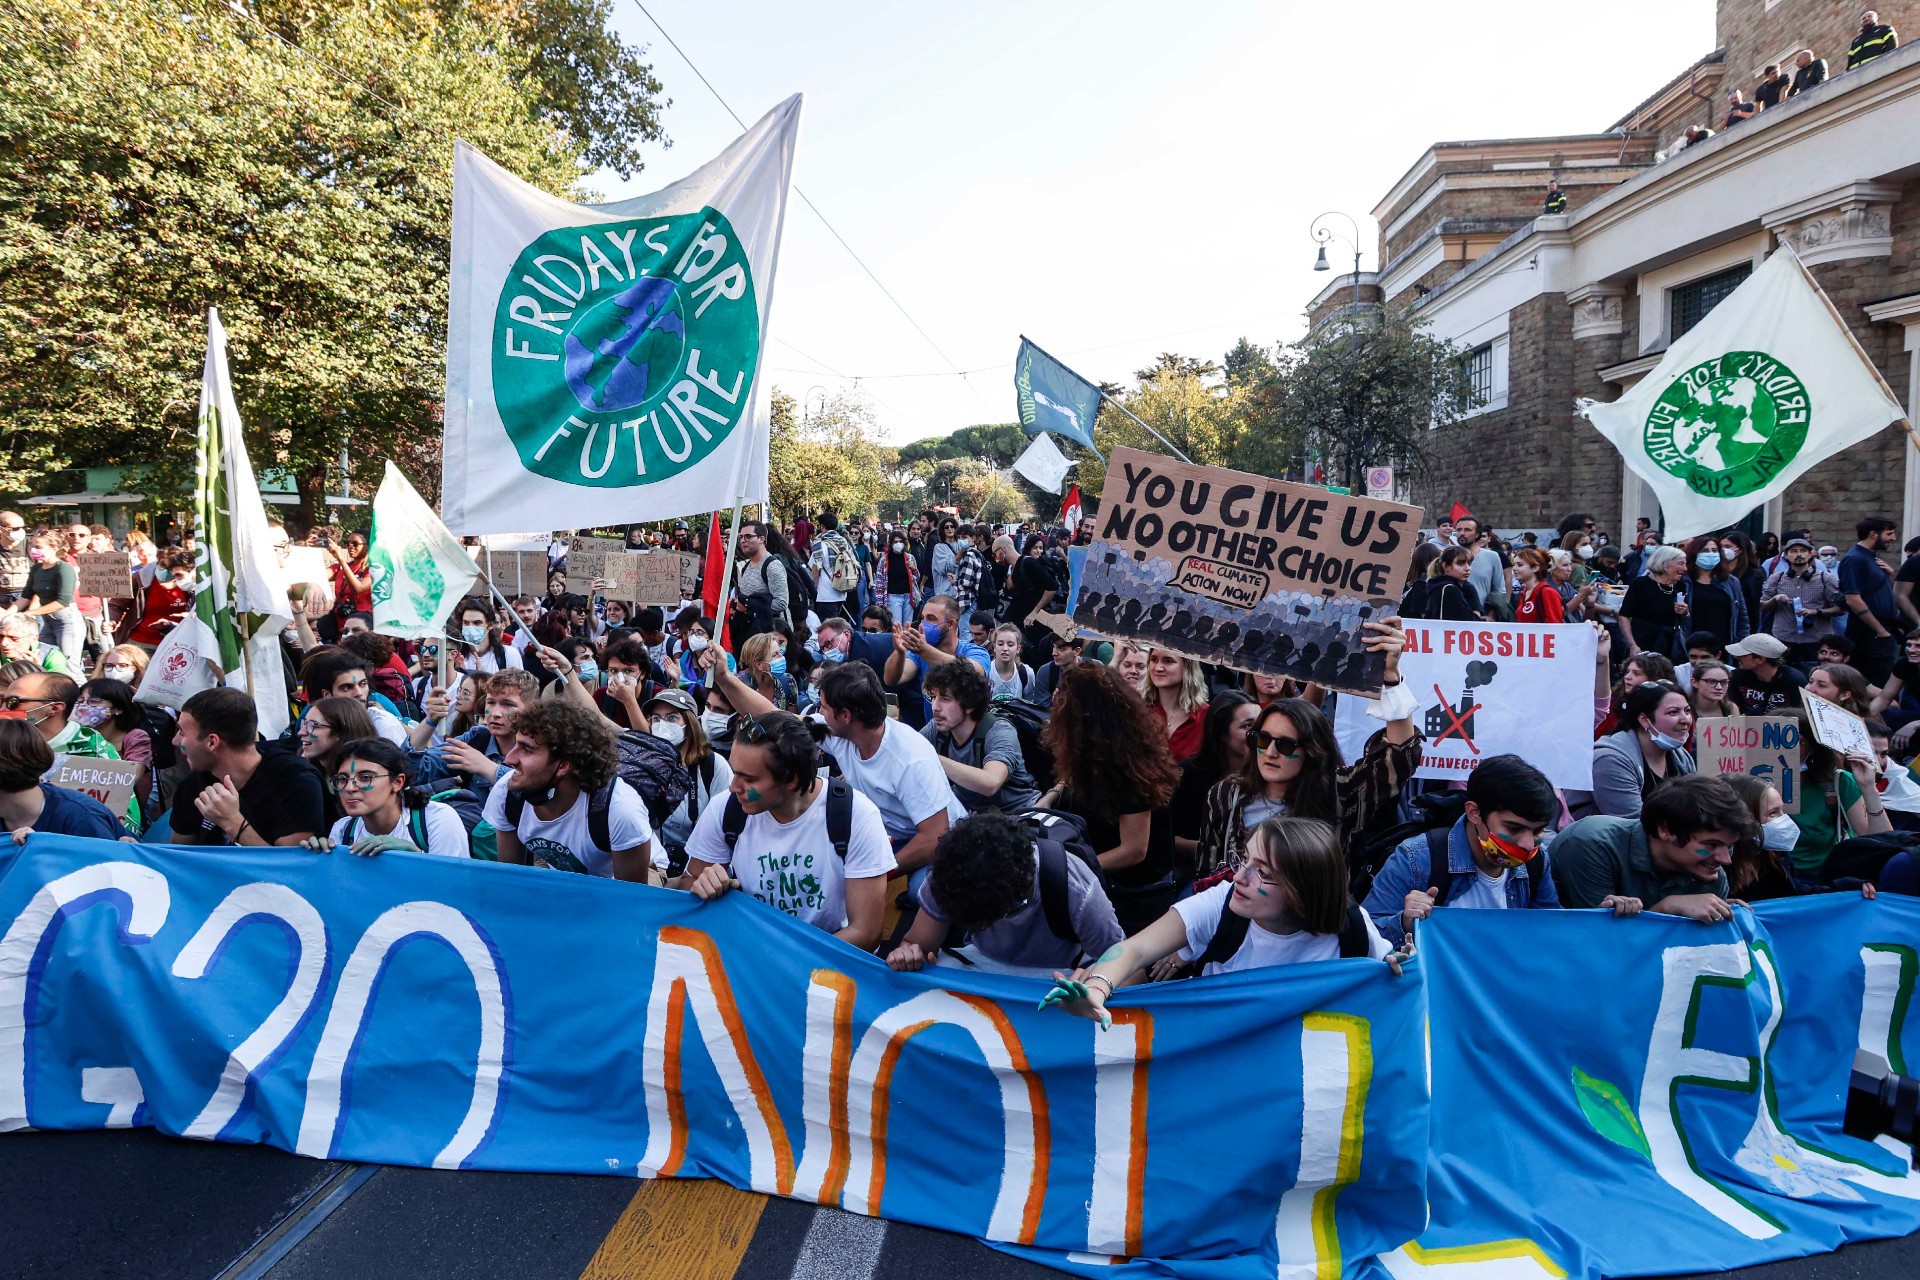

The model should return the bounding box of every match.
[675,550,700,600]
[1695,716,1802,812]
[76,551,133,599]
[563,536,623,594]
[1800,687,1873,758]
[1074,447,1421,692]
[476,550,549,597]
[1332,620,1595,788]
[618,552,683,605]
[43,756,142,817]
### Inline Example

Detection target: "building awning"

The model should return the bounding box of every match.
[22,491,148,505]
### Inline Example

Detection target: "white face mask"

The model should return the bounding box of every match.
[1577,545,1595,560]
[688,635,710,653]
[650,718,685,745]
[1761,814,1799,852]
[891,541,905,553]
[700,710,731,738]
[102,664,137,682]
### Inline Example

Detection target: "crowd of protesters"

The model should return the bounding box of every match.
[2,492,1906,1018]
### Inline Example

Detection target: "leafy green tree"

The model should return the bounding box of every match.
[767,388,906,521]
[1264,307,1476,491]
[1133,352,1220,382]
[0,0,659,526]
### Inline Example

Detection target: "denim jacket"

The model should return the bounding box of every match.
[1362,817,1560,945]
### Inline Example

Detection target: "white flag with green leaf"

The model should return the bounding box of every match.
[137,309,291,735]
[369,461,481,639]
[1577,246,1909,540]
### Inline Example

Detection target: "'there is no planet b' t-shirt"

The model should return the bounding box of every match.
[681,784,896,933]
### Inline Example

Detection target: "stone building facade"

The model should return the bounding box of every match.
[1317,0,1920,546]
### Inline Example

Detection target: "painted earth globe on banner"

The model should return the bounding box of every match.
[561,276,687,415]
[1673,373,1769,473]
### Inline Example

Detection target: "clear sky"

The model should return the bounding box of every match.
[598,0,1716,442]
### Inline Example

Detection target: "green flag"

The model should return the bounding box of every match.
[370,461,481,639]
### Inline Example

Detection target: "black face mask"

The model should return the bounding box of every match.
[515,777,559,806]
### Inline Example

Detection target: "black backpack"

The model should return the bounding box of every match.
[1032,834,1106,950]
[986,697,1056,791]
[971,550,1001,613]
[1345,789,1468,904]
[777,551,816,632]
[502,728,692,864]
[716,776,854,862]
[1197,899,1373,969]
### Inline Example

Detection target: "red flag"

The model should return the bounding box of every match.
[700,510,731,651]
[1448,502,1473,524]
[1059,484,1082,530]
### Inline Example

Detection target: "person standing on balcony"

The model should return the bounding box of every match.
[1724,89,1758,128]
[1789,49,1828,97]
[1543,179,1567,214]
[1847,11,1898,71]
[1755,64,1791,109]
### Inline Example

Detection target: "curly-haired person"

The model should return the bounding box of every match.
[484,698,658,881]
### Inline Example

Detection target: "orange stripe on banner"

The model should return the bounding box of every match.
[1113,1007,1155,1259]
[866,1018,937,1219]
[812,969,857,1206]
[658,926,797,1196]
[659,980,688,1178]
[954,992,1053,1246]
[579,1178,768,1280]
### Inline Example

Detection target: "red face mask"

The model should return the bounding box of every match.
[1476,829,1538,868]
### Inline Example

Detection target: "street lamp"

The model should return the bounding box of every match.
[1309,210,1366,338]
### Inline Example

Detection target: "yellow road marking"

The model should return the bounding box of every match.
[580,1178,769,1280]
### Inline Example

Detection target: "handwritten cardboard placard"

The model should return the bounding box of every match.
[564,537,623,594]
[476,550,549,597]
[1072,447,1422,693]
[675,550,700,600]
[76,551,133,599]
[1800,688,1874,759]
[1695,716,1802,813]
[619,552,684,605]
[43,755,142,818]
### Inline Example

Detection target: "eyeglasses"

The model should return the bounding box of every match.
[1248,729,1304,757]
[0,695,58,711]
[1696,676,1730,688]
[328,770,393,793]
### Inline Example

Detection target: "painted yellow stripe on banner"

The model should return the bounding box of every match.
[580,1179,768,1280]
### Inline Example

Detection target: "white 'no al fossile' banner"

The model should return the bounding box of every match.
[443,95,801,535]
[1576,245,1907,541]
[1333,620,1596,789]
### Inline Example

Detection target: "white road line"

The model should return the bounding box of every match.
[789,1207,889,1280]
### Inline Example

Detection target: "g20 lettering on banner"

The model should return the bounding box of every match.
[1695,716,1802,813]
[1073,447,1422,693]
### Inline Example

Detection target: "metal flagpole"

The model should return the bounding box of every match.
[1095,388,1194,465]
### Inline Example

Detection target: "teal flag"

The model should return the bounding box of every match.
[1014,337,1103,453]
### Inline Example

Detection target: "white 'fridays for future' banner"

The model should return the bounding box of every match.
[442,95,800,535]
[1334,620,1596,789]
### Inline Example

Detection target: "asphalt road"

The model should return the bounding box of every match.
[2,1128,1914,1280]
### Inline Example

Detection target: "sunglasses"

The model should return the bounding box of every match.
[1248,729,1304,757]
[733,714,772,744]
[0,695,58,711]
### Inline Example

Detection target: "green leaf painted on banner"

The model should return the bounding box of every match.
[1572,1066,1651,1159]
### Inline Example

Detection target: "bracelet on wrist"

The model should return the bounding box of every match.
[1084,974,1114,995]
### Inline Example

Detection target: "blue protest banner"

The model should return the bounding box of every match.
[1015,338,1103,453]
[0,835,1426,1276]
[1384,898,1920,1279]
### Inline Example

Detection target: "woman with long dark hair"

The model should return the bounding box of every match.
[1680,534,1750,647]
[1193,619,1420,884]
[1039,662,1183,934]
[1170,692,1257,882]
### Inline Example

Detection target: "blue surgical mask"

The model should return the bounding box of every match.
[821,647,847,665]
[575,660,599,684]
[769,656,788,678]
[460,625,487,645]
[1649,729,1688,751]
[922,621,945,645]
[1694,550,1721,570]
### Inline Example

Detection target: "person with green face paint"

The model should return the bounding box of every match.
[677,710,895,950]
[1549,774,1757,921]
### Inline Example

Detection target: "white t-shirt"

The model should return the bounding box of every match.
[329,803,470,859]
[821,721,966,844]
[681,784,896,932]
[367,703,409,747]
[481,773,655,877]
[1173,883,1392,975]
[1449,868,1511,910]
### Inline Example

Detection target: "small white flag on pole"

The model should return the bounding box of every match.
[369,462,483,639]
[1577,245,1908,540]
[1012,432,1074,494]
